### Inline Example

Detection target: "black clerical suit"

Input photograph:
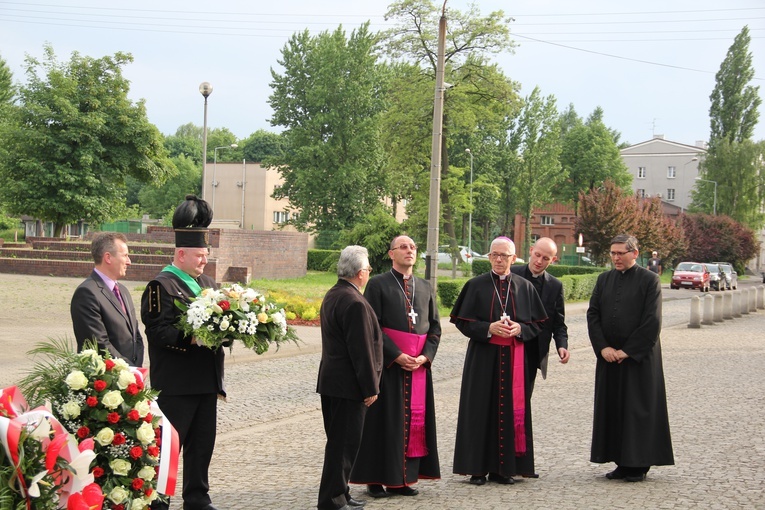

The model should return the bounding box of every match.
[141,270,224,510]
[450,272,547,479]
[510,264,568,387]
[587,264,674,471]
[350,269,441,488]
[71,271,144,366]
[317,279,383,510]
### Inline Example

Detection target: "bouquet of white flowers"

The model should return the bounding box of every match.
[175,284,300,354]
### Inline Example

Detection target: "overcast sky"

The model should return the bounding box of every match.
[1,0,763,148]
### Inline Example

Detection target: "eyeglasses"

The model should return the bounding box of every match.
[610,250,634,257]
[391,244,417,251]
[489,253,512,260]
[361,267,373,273]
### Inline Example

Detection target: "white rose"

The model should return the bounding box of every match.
[95,427,114,446]
[130,498,146,510]
[219,319,230,331]
[79,350,106,374]
[133,399,151,418]
[65,370,89,390]
[107,485,129,504]
[137,465,156,481]
[136,421,155,445]
[112,358,130,372]
[61,401,81,419]
[101,390,124,410]
[109,458,132,477]
[116,370,136,390]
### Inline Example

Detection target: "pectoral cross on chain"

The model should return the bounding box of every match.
[500,312,510,324]
[408,307,418,325]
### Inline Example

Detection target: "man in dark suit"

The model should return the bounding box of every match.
[141,195,223,510]
[317,245,383,510]
[71,232,144,366]
[510,237,569,390]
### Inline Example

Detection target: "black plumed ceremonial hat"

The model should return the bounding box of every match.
[172,194,213,247]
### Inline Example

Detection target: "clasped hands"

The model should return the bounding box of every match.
[395,353,428,372]
[601,346,629,363]
[489,318,521,338]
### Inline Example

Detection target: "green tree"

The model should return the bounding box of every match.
[339,206,404,274]
[205,127,240,162]
[708,26,761,146]
[692,139,765,230]
[559,111,632,215]
[240,129,285,163]
[165,123,204,164]
[382,0,519,254]
[0,46,172,236]
[0,53,14,105]
[268,23,388,244]
[139,155,201,218]
[506,87,563,255]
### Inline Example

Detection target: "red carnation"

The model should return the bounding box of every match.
[104,359,116,371]
[130,446,144,460]
[131,478,144,490]
[86,396,98,407]
[93,380,107,392]
[76,426,90,439]
[147,445,159,457]
[125,383,139,396]
[92,466,104,478]
[127,409,140,421]
[219,300,231,311]
[144,413,154,423]
[144,488,153,497]
[112,433,126,446]
[107,412,120,424]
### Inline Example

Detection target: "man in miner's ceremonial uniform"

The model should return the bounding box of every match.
[142,195,224,510]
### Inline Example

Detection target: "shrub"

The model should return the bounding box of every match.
[308,249,339,271]
[301,306,319,321]
[473,259,491,275]
[437,278,470,308]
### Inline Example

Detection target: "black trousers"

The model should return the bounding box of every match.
[157,393,218,510]
[318,395,367,510]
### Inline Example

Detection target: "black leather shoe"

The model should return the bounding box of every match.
[625,473,647,482]
[521,473,539,479]
[347,496,366,507]
[469,475,486,486]
[488,473,515,484]
[182,505,218,510]
[605,467,627,480]
[386,485,419,496]
[367,484,389,498]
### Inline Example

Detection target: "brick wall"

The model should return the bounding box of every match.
[213,229,308,281]
[0,258,218,282]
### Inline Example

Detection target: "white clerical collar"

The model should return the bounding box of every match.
[531,272,544,278]
[491,270,510,281]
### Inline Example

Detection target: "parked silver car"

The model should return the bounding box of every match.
[712,262,738,290]
[706,263,724,291]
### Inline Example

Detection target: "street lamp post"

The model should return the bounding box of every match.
[465,148,474,256]
[199,82,213,200]
[695,177,717,215]
[680,156,699,213]
[212,144,238,211]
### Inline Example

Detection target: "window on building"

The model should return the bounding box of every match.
[540,215,554,225]
[667,189,675,201]
[667,166,676,178]
[637,189,646,198]
[638,167,646,179]
[273,211,288,224]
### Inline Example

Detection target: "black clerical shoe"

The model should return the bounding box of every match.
[386,485,419,496]
[521,473,540,479]
[182,505,218,510]
[605,467,627,480]
[347,496,366,507]
[625,472,647,482]
[488,473,515,485]
[469,475,487,486]
[366,484,390,498]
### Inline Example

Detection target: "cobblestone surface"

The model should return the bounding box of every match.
[1,275,763,509]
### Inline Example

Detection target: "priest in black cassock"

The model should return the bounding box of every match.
[450,237,547,486]
[350,235,441,498]
[587,234,674,483]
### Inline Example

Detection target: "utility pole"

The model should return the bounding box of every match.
[425,1,448,290]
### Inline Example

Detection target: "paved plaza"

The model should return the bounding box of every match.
[1,275,764,509]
